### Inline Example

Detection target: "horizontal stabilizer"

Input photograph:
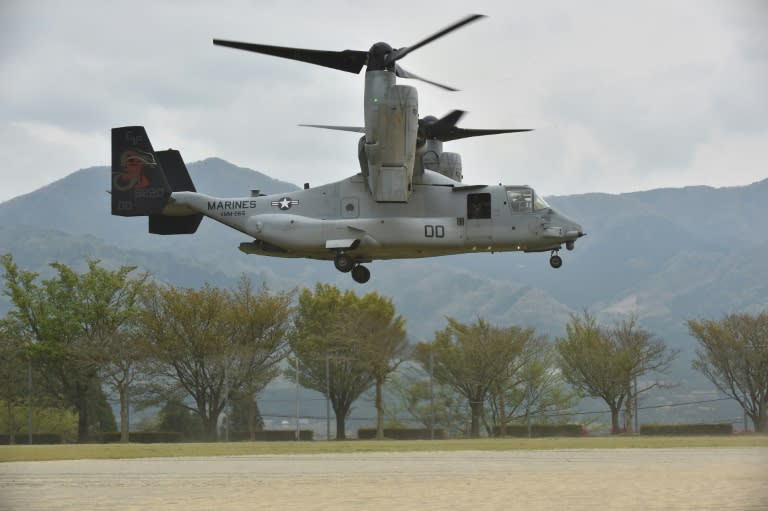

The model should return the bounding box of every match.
[149,215,203,235]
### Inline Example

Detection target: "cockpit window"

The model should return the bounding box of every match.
[534,193,551,211]
[506,188,533,213]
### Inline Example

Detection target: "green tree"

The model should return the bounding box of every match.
[350,292,408,439]
[1,255,141,442]
[688,312,768,432]
[486,337,577,435]
[387,372,468,437]
[556,312,677,434]
[0,324,28,444]
[229,394,264,438]
[75,262,149,442]
[227,277,293,439]
[288,284,388,440]
[413,318,530,438]
[156,397,205,441]
[141,278,292,440]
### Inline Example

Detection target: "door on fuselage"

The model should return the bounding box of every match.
[466,192,493,242]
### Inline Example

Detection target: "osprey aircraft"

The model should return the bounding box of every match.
[111,15,585,284]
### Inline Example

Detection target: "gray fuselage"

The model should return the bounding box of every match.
[164,170,583,263]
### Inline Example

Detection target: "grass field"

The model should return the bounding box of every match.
[1,435,767,463]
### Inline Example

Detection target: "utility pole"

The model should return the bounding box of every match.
[27,357,33,445]
[295,357,300,441]
[325,355,331,441]
[633,376,639,434]
[429,347,435,440]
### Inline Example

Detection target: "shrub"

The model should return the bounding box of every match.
[231,430,313,441]
[357,428,447,440]
[493,424,583,437]
[639,424,733,436]
[101,432,184,443]
[0,433,62,445]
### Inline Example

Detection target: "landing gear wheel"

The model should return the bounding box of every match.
[549,254,563,269]
[351,265,370,284]
[334,253,354,273]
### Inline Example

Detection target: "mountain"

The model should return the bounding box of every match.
[2,159,767,427]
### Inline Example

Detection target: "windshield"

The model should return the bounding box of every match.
[534,193,551,211]
[506,188,532,212]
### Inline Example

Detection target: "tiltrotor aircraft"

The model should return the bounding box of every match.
[111,14,584,284]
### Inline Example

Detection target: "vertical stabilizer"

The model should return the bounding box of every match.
[111,126,171,216]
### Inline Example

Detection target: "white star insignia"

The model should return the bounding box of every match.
[271,197,299,210]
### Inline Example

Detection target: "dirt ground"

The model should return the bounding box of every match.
[1,447,766,510]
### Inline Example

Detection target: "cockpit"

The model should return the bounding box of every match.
[505,186,550,213]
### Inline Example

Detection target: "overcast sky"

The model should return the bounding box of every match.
[1,0,766,203]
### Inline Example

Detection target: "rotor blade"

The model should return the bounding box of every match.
[299,124,365,133]
[213,39,368,74]
[422,110,532,141]
[436,127,533,142]
[428,110,466,132]
[394,14,486,62]
[395,64,458,91]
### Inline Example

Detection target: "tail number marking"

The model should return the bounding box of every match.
[424,225,445,238]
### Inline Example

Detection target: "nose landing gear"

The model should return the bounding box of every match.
[549,250,563,269]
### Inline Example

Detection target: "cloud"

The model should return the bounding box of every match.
[1,0,767,202]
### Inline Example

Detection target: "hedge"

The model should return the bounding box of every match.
[231,430,314,441]
[357,428,447,440]
[101,432,184,443]
[0,433,62,445]
[639,424,733,436]
[493,424,584,437]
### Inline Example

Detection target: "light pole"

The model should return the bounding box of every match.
[633,376,639,434]
[429,347,435,440]
[325,355,331,441]
[27,356,32,445]
[295,357,300,441]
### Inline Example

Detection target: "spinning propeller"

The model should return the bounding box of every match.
[213,14,485,91]
[417,111,532,145]
[299,110,532,145]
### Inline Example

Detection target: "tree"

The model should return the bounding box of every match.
[155,397,205,441]
[350,292,408,439]
[141,278,292,440]
[414,318,531,438]
[288,284,396,440]
[1,255,141,442]
[73,262,149,443]
[387,372,468,436]
[556,311,677,434]
[688,312,768,432]
[0,324,28,444]
[227,277,292,439]
[486,337,577,435]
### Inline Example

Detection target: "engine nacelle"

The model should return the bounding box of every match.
[419,140,463,183]
[363,71,418,202]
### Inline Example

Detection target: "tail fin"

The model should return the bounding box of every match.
[111,126,171,216]
[149,150,203,235]
[112,126,203,234]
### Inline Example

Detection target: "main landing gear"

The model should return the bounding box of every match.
[333,252,370,284]
[549,250,563,269]
[351,264,370,284]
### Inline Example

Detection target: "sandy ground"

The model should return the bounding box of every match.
[1,448,766,511]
